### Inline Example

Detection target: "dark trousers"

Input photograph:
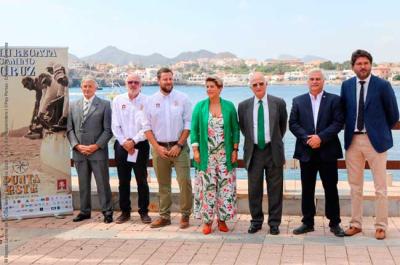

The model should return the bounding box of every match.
[248,145,283,227]
[300,153,341,227]
[74,159,113,216]
[114,140,150,215]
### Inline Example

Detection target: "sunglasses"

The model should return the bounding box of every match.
[127,80,140,85]
[252,82,264,88]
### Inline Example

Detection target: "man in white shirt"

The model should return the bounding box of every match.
[112,74,151,224]
[143,68,193,229]
[289,69,345,237]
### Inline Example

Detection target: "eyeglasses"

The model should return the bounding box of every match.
[127,80,140,85]
[252,82,264,88]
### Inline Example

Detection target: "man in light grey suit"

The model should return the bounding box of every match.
[67,77,114,223]
[238,72,287,235]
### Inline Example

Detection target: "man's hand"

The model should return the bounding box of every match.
[75,144,87,155]
[86,144,100,155]
[75,144,93,156]
[167,145,181,158]
[307,135,321,149]
[123,139,135,154]
[155,145,169,159]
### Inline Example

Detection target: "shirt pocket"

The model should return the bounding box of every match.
[171,105,183,116]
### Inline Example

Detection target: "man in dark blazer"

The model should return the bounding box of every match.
[67,77,114,223]
[238,72,287,235]
[341,50,399,240]
[289,69,345,237]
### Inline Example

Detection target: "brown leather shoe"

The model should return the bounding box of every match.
[115,212,130,224]
[150,217,171,228]
[179,215,190,229]
[375,228,386,240]
[344,226,362,236]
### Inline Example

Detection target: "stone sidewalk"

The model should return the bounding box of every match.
[1,212,400,264]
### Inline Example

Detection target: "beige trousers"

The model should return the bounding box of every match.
[345,134,388,230]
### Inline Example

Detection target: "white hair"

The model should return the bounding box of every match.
[308,68,326,80]
[248,72,268,86]
[81,76,98,88]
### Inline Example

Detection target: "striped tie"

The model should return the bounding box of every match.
[82,100,89,125]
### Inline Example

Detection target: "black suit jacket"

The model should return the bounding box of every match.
[289,91,344,162]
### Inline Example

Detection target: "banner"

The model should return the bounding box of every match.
[0,46,72,219]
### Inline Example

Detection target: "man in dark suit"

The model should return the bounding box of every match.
[67,77,114,223]
[341,50,399,240]
[289,69,345,237]
[238,72,287,235]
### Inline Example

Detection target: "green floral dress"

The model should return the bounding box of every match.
[193,113,237,223]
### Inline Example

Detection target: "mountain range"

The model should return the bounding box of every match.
[68,46,328,66]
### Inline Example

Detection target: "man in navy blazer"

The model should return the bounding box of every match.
[341,50,399,240]
[289,69,345,237]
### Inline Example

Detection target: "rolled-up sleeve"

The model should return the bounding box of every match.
[111,98,126,144]
[183,96,192,130]
[142,104,152,132]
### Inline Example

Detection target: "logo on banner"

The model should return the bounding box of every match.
[57,179,67,191]
[12,160,29,174]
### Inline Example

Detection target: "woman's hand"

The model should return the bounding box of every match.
[193,149,201,163]
[231,150,238,164]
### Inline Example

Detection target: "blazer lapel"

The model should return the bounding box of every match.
[301,94,315,132]
[316,92,327,132]
[351,77,357,113]
[76,98,83,127]
[267,95,276,137]
[365,75,375,109]
[247,97,255,142]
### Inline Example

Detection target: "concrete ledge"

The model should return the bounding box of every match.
[72,190,400,216]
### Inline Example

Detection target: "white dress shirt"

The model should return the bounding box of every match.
[309,91,323,131]
[253,94,271,144]
[111,92,148,145]
[143,89,192,142]
[354,74,371,132]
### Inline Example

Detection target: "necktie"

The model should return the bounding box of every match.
[356,81,365,131]
[82,100,89,125]
[257,100,266,149]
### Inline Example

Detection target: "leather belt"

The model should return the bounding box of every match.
[157,141,178,149]
[354,131,367,135]
[254,142,271,150]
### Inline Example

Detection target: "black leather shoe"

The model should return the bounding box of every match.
[270,226,280,235]
[73,213,91,222]
[330,224,345,237]
[293,224,314,235]
[140,213,152,224]
[115,212,131,224]
[248,224,262,234]
[104,215,113,224]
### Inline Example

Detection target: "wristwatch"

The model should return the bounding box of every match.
[233,147,239,152]
[176,143,184,149]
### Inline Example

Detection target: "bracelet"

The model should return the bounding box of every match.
[233,148,239,151]
[176,143,184,149]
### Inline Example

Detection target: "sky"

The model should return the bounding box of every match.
[1,0,400,62]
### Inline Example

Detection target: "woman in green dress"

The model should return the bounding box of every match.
[191,76,240,235]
